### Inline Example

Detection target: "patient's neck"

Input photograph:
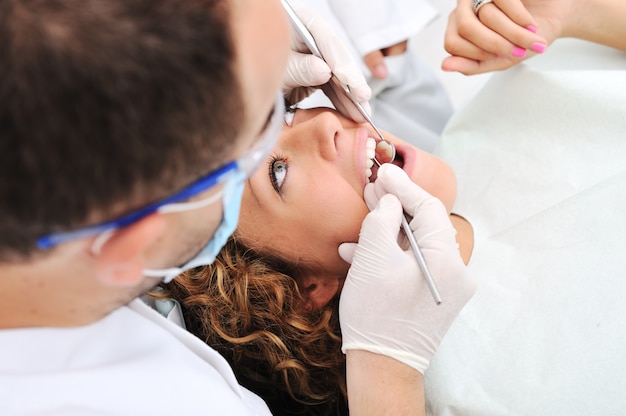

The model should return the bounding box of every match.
[450,213,474,265]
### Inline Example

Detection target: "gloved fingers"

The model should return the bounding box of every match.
[283,52,331,89]
[363,181,378,211]
[366,173,454,252]
[341,194,406,287]
[287,0,371,121]
[282,52,330,104]
[373,165,439,213]
[370,164,424,203]
[345,195,406,278]
[338,242,357,264]
[357,193,404,252]
[364,181,414,251]
[288,0,366,89]
[414,225,457,247]
[373,165,457,243]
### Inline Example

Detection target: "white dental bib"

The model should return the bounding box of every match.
[426,47,626,415]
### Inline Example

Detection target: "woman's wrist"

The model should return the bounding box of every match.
[346,350,425,416]
[563,0,626,50]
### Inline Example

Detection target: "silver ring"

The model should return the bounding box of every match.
[473,0,493,15]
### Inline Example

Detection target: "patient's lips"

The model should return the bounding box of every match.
[394,143,413,177]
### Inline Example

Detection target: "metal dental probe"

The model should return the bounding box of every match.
[282,0,442,304]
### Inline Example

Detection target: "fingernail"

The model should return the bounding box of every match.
[526,25,537,33]
[531,42,546,54]
[511,46,527,58]
[373,64,388,79]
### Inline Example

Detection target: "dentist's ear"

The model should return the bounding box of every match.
[92,214,167,287]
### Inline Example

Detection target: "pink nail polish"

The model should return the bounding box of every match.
[511,46,526,58]
[526,25,537,33]
[531,42,546,53]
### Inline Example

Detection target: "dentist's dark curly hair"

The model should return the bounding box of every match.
[155,236,348,416]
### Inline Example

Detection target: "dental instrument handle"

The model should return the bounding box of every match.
[373,156,442,304]
[401,214,443,304]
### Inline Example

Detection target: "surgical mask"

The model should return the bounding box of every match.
[143,170,245,283]
[37,93,285,283]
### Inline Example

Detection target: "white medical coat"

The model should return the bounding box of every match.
[326,0,438,57]
[0,298,271,416]
[300,0,453,151]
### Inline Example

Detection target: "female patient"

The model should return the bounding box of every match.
[157,107,473,415]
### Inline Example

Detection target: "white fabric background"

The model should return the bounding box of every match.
[426,62,626,415]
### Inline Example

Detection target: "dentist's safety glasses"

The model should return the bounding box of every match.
[36,93,285,256]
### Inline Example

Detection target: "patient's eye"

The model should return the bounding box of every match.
[268,155,288,194]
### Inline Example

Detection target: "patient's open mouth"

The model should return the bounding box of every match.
[366,139,404,183]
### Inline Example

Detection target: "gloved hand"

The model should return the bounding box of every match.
[282,0,371,123]
[338,164,476,373]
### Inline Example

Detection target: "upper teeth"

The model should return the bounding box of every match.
[365,138,397,182]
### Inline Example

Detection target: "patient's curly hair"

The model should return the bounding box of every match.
[155,236,348,416]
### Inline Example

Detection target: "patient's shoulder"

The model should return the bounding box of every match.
[450,213,474,265]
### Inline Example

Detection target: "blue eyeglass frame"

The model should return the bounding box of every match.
[37,93,285,250]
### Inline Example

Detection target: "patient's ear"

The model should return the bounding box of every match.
[298,272,342,311]
[92,214,166,287]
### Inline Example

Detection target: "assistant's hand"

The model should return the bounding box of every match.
[362,40,409,80]
[443,0,558,74]
[338,164,476,373]
[282,0,371,122]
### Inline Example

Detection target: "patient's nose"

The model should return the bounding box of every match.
[291,112,342,161]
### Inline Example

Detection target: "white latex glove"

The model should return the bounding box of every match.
[282,0,372,123]
[338,164,476,373]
